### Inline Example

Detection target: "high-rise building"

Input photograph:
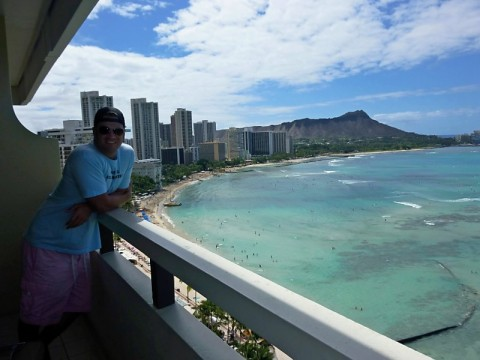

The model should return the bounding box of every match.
[159,123,171,148]
[248,131,292,155]
[80,91,113,128]
[133,159,162,189]
[38,120,94,169]
[226,128,292,159]
[472,130,480,144]
[161,147,185,165]
[131,98,161,161]
[170,108,193,149]
[198,142,226,162]
[226,128,250,160]
[194,120,216,145]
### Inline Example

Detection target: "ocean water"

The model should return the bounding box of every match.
[165,146,480,359]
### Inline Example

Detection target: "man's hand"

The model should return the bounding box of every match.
[110,185,131,198]
[66,203,92,229]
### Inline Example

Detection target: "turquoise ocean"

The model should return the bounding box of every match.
[165,146,480,359]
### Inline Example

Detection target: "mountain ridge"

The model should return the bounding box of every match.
[218,110,417,140]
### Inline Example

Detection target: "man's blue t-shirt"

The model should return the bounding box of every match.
[25,143,135,254]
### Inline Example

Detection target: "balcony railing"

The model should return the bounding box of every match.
[95,208,432,359]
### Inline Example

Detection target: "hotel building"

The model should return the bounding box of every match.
[170,108,194,149]
[159,122,172,148]
[198,142,227,162]
[194,120,216,145]
[131,98,161,161]
[226,128,292,159]
[38,120,93,169]
[133,159,162,189]
[80,90,113,128]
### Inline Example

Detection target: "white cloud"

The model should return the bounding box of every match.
[154,0,480,81]
[380,0,480,67]
[89,0,168,19]
[14,0,480,134]
[14,46,252,132]
[351,85,480,102]
[375,108,480,122]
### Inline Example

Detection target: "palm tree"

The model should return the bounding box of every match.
[193,300,273,359]
[193,300,224,338]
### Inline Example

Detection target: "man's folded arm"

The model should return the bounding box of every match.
[86,187,132,213]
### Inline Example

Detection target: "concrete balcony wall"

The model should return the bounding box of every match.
[0,16,61,315]
[94,209,433,360]
[89,251,243,359]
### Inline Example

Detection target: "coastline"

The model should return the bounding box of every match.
[129,150,429,298]
[138,171,214,234]
[122,156,331,312]
[128,164,301,360]
[139,148,428,234]
[120,147,446,360]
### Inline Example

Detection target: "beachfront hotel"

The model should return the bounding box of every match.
[0,1,432,359]
[133,159,162,190]
[225,127,293,160]
[170,107,199,164]
[159,122,172,148]
[38,120,94,169]
[247,130,293,156]
[131,98,162,161]
[81,91,114,128]
[194,119,217,145]
[198,142,227,162]
[171,107,194,149]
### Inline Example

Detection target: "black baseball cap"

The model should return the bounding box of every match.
[94,107,125,127]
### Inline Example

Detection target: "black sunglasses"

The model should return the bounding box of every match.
[98,126,124,136]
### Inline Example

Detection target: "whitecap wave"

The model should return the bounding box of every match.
[394,201,422,209]
[299,172,334,176]
[441,198,480,203]
[328,159,344,166]
[163,214,176,228]
[423,218,454,226]
[339,180,371,185]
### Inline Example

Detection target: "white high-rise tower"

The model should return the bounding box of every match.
[170,108,193,149]
[131,98,161,160]
[80,91,113,128]
[194,120,216,144]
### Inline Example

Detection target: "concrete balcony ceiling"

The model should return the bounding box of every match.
[0,0,97,105]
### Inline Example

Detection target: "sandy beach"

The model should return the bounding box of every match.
[115,171,215,312]
[138,171,214,232]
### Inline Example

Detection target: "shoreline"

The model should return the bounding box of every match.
[124,147,445,360]
[137,171,214,235]
[140,148,430,234]
[130,149,432,299]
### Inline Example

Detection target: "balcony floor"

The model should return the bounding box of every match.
[0,313,108,360]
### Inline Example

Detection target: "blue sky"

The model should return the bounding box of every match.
[14,0,480,136]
